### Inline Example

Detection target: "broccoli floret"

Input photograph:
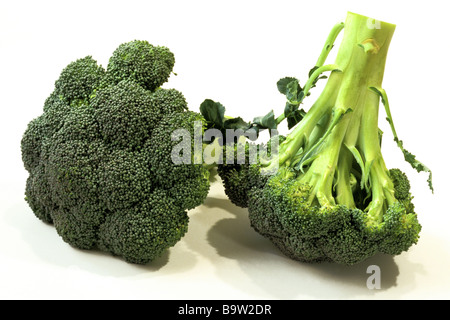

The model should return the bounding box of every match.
[217,135,285,208]
[91,79,157,150]
[106,40,175,92]
[54,56,105,106]
[21,93,70,172]
[97,189,189,264]
[389,168,411,201]
[150,88,188,114]
[21,40,209,264]
[217,12,431,265]
[145,110,210,210]
[24,163,55,223]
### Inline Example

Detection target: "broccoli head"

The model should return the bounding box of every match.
[216,12,432,265]
[21,40,210,264]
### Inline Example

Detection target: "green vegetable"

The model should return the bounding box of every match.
[21,40,210,264]
[214,12,432,265]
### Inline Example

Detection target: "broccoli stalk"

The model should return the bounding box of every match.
[264,12,397,206]
[245,12,432,265]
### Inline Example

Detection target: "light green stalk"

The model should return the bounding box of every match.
[264,12,398,212]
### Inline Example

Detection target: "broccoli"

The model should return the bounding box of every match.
[21,40,210,264]
[105,40,175,92]
[214,12,432,265]
[217,136,285,208]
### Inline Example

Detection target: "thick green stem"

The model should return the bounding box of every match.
[267,12,397,210]
[347,15,397,222]
[261,73,340,173]
[333,12,396,212]
[299,113,352,207]
[359,94,397,223]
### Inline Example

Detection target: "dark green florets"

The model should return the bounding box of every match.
[145,111,210,210]
[217,135,286,208]
[21,40,209,264]
[92,79,156,150]
[106,40,175,92]
[389,168,412,201]
[246,168,421,265]
[24,163,54,223]
[54,56,105,106]
[150,88,188,114]
[97,190,189,264]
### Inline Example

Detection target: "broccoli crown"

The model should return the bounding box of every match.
[21,40,209,264]
[248,168,419,265]
[54,56,106,106]
[106,40,175,92]
[217,12,430,265]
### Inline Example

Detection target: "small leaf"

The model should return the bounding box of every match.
[199,99,225,129]
[308,66,318,78]
[252,109,277,130]
[284,103,306,129]
[283,102,297,118]
[285,79,302,104]
[297,90,305,102]
[223,117,251,131]
[308,66,327,89]
[277,77,298,95]
[287,109,306,130]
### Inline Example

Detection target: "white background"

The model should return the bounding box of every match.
[1,0,449,300]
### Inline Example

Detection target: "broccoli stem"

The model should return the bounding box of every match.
[314,22,345,67]
[359,93,397,224]
[298,112,351,207]
[274,64,340,127]
[274,22,345,126]
[262,74,340,173]
[335,147,357,208]
[264,12,398,213]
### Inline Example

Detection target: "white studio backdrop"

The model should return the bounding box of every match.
[0,0,448,299]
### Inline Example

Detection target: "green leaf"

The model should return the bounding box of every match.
[283,103,306,129]
[223,117,251,131]
[308,66,328,90]
[199,99,280,145]
[199,99,225,129]
[277,77,298,95]
[283,102,296,118]
[287,109,306,130]
[252,109,277,131]
[308,66,318,78]
[285,79,303,104]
